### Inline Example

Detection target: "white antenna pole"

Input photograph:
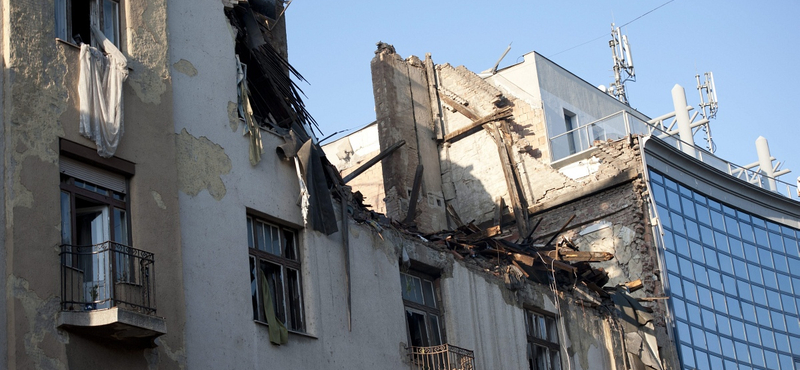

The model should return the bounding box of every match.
[672,84,696,158]
[756,136,778,191]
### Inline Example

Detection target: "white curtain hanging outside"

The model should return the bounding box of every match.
[79,25,129,158]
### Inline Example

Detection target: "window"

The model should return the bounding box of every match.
[563,110,577,155]
[525,309,561,370]
[60,155,131,309]
[400,271,443,347]
[55,0,120,46]
[248,216,305,332]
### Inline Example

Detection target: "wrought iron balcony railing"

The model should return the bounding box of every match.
[60,241,156,315]
[409,344,475,370]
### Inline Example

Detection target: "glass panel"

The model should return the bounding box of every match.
[705,247,718,269]
[250,256,260,320]
[776,332,790,353]
[727,296,741,318]
[406,310,430,347]
[717,314,731,336]
[673,298,687,320]
[743,243,759,263]
[691,242,705,263]
[255,221,265,251]
[774,252,788,273]
[682,197,696,220]
[783,293,797,314]
[720,336,735,359]
[400,274,424,305]
[270,225,280,256]
[247,217,254,249]
[740,223,755,243]
[650,171,664,184]
[537,315,547,341]
[710,210,725,232]
[667,190,681,212]
[745,323,761,345]
[769,232,784,253]
[61,191,72,245]
[286,268,304,331]
[752,227,767,247]
[677,320,691,344]
[702,308,715,330]
[422,280,436,308]
[428,314,442,346]
[102,0,119,46]
[735,341,750,362]
[282,229,297,260]
[546,316,559,343]
[55,0,68,40]
[669,274,683,297]
[113,208,128,245]
[652,183,667,205]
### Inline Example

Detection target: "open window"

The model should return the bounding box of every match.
[55,0,120,46]
[248,215,305,333]
[401,271,443,347]
[525,308,562,370]
[60,156,131,310]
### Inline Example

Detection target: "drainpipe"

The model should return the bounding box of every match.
[756,136,777,191]
[671,84,696,158]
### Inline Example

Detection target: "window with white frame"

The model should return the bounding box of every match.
[248,215,305,332]
[525,308,562,370]
[400,271,443,348]
[55,0,120,46]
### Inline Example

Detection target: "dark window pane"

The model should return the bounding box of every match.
[406,310,430,347]
[283,229,297,260]
[422,280,436,308]
[286,268,304,331]
[247,217,254,249]
[261,260,286,324]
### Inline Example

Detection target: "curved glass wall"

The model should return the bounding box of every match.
[649,170,800,370]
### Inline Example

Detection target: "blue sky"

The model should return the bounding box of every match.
[286,1,799,186]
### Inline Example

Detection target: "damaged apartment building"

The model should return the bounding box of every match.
[324,44,800,370]
[2,1,798,370]
[0,1,668,370]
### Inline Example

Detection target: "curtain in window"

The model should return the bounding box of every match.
[78,25,128,158]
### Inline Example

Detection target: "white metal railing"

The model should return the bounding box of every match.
[549,110,799,201]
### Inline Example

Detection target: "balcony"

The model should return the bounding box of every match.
[58,242,165,347]
[409,344,475,370]
[549,110,799,201]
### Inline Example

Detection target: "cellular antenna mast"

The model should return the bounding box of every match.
[695,72,719,152]
[608,23,636,105]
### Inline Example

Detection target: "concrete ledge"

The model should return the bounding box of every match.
[58,307,166,348]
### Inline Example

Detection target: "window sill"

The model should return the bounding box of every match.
[253,319,317,340]
[56,38,80,50]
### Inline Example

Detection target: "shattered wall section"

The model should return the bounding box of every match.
[371,46,446,232]
[525,141,680,369]
[323,123,387,214]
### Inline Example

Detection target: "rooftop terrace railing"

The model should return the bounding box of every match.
[549,110,799,201]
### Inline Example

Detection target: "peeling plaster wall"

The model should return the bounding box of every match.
[2,0,186,368]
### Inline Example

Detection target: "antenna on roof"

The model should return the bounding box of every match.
[607,23,636,105]
[480,43,512,77]
[695,72,719,152]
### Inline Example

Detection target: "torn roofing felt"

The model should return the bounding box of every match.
[226,4,317,134]
[227,4,338,235]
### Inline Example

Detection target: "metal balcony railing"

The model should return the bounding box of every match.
[549,110,799,201]
[409,344,475,370]
[60,242,156,315]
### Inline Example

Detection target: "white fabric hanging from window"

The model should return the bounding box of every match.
[79,25,128,158]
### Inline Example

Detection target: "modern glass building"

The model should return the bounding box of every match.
[644,138,800,370]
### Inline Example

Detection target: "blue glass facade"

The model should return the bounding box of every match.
[649,170,800,370]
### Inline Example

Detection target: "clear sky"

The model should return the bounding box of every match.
[286,1,799,187]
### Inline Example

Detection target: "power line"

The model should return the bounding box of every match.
[549,0,674,58]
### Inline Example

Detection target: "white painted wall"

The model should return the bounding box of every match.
[168,4,622,369]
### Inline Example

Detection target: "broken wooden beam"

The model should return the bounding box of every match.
[624,279,644,293]
[403,164,424,226]
[342,140,406,184]
[442,107,514,143]
[543,250,615,262]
